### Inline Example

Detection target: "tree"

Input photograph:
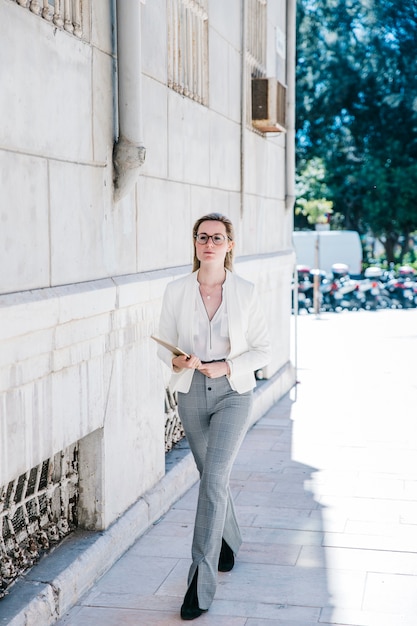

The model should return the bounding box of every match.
[296,0,417,261]
[294,157,334,228]
[362,159,417,262]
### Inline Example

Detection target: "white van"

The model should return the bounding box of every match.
[292,230,363,275]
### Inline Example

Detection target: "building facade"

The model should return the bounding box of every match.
[0,0,296,594]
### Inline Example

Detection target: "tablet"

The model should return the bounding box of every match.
[151,335,190,358]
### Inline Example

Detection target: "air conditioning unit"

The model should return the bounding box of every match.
[251,78,287,133]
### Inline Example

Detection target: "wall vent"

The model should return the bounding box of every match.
[251,77,287,132]
[165,388,185,452]
[0,445,78,598]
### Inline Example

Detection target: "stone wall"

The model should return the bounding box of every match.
[0,0,296,531]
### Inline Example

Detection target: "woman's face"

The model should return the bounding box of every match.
[195,220,234,266]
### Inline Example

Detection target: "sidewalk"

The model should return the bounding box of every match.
[4,309,417,625]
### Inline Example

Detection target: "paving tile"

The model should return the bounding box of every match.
[323,530,417,552]
[310,509,347,533]
[307,471,361,497]
[221,562,331,607]
[325,569,369,609]
[79,590,181,611]
[207,599,321,622]
[251,510,323,532]
[161,506,196,525]
[154,558,193,597]
[85,554,180,596]
[242,469,298,482]
[320,606,416,626]
[243,525,324,546]
[58,605,247,625]
[239,427,285,448]
[274,476,322,495]
[237,479,276,492]
[230,469,252,480]
[352,475,408,499]
[147,520,194,538]
[318,495,417,523]
[404,481,417,499]
[246,620,321,626]
[344,519,408,537]
[233,449,293,471]
[235,488,320,510]
[170,485,199,510]
[296,545,328,568]
[399,510,417,525]
[362,572,417,614]
[299,545,417,575]
[239,540,301,566]
[127,533,191,558]
[232,508,259,526]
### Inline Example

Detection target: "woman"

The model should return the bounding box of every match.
[157,213,271,620]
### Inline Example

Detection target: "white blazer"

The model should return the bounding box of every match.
[157,269,271,394]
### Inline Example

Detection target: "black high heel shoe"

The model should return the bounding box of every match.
[218,538,235,572]
[180,568,208,620]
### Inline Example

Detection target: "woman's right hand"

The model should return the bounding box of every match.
[172,354,202,372]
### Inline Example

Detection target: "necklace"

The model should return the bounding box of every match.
[198,282,223,300]
[197,270,226,301]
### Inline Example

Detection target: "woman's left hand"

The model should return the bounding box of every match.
[198,361,230,379]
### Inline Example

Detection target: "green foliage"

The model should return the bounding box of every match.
[362,160,417,237]
[295,198,333,225]
[296,157,329,198]
[295,157,334,227]
[296,0,417,261]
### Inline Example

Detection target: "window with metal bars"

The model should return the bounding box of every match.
[247,0,267,76]
[167,0,209,105]
[245,0,267,126]
[12,0,86,39]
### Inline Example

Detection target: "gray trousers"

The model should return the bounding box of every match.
[177,370,253,609]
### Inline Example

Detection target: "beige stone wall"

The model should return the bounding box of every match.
[0,0,295,529]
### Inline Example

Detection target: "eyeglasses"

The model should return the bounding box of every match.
[195,233,230,245]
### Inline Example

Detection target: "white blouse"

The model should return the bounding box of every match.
[193,283,230,362]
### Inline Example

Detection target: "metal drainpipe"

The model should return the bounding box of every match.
[240,0,247,218]
[285,0,296,215]
[113,0,146,203]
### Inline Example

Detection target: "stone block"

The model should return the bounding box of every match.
[0,152,50,294]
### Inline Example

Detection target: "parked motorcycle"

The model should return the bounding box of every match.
[292,265,314,313]
[359,266,392,310]
[385,265,417,308]
[319,275,340,311]
[330,263,365,311]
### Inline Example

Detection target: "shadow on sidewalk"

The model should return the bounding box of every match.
[218,391,333,622]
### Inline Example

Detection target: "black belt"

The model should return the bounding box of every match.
[201,359,226,364]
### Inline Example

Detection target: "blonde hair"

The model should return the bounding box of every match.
[192,213,235,272]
